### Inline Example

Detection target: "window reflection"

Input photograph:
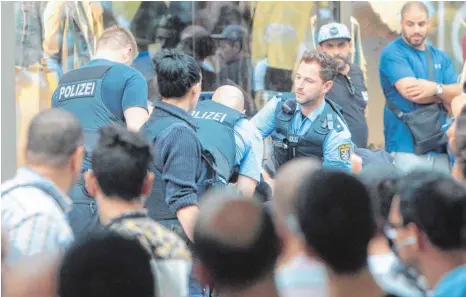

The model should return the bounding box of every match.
[14,1,463,163]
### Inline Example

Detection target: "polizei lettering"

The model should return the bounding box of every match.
[58,81,96,101]
[192,111,228,123]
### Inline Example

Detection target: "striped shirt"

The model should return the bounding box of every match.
[1,167,74,262]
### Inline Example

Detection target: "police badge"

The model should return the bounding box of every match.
[338,144,351,161]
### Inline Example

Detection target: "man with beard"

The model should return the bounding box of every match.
[252,51,353,172]
[379,1,463,174]
[318,23,369,149]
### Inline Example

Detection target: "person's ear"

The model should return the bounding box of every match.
[70,146,84,175]
[406,222,422,252]
[322,80,334,94]
[141,172,154,198]
[84,170,98,198]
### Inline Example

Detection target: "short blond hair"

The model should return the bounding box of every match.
[96,26,138,58]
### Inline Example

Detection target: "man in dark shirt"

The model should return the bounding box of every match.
[141,49,206,297]
[212,25,255,115]
[318,22,369,148]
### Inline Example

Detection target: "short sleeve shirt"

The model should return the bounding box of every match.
[379,37,458,153]
[69,58,148,122]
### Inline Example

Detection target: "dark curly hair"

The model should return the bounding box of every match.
[92,124,153,201]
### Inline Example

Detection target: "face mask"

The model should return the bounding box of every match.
[391,236,417,255]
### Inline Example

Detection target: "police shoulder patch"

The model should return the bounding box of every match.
[338,143,351,161]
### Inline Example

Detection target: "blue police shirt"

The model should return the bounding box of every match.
[234,119,264,182]
[252,96,354,172]
[379,37,458,153]
[52,58,148,121]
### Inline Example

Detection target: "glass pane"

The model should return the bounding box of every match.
[14,1,340,165]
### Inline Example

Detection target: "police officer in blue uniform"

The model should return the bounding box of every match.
[52,26,149,239]
[192,85,263,197]
[379,2,462,174]
[252,51,354,172]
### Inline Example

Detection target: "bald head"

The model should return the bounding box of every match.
[212,85,245,112]
[196,192,264,246]
[273,157,322,220]
[193,191,280,288]
[401,1,429,19]
[26,109,83,167]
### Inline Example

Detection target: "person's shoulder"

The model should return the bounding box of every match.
[159,121,199,146]
[331,115,352,139]
[2,186,60,214]
[114,218,192,260]
[381,38,405,58]
[429,44,453,62]
[110,63,146,81]
[349,63,363,75]
[236,119,262,141]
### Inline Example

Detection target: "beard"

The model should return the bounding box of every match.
[296,92,321,106]
[334,54,351,73]
[402,31,427,47]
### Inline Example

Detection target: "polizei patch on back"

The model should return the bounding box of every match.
[58,81,97,102]
[192,111,228,123]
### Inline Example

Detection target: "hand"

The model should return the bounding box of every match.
[261,168,275,197]
[405,79,437,102]
[351,153,363,174]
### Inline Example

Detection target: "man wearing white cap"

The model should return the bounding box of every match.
[318,22,369,149]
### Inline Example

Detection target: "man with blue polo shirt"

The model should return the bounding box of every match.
[379,1,463,174]
[252,51,354,172]
[193,85,263,197]
[52,26,149,239]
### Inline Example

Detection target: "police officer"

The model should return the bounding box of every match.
[192,85,263,197]
[252,51,354,172]
[379,2,463,174]
[318,22,369,148]
[52,26,149,239]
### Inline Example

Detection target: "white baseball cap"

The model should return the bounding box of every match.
[318,22,351,44]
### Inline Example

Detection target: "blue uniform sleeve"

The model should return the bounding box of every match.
[322,124,354,172]
[251,96,280,138]
[121,69,149,112]
[379,48,416,87]
[441,54,459,84]
[233,119,264,182]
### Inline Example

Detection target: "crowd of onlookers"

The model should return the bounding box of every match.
[2,96,466,296]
